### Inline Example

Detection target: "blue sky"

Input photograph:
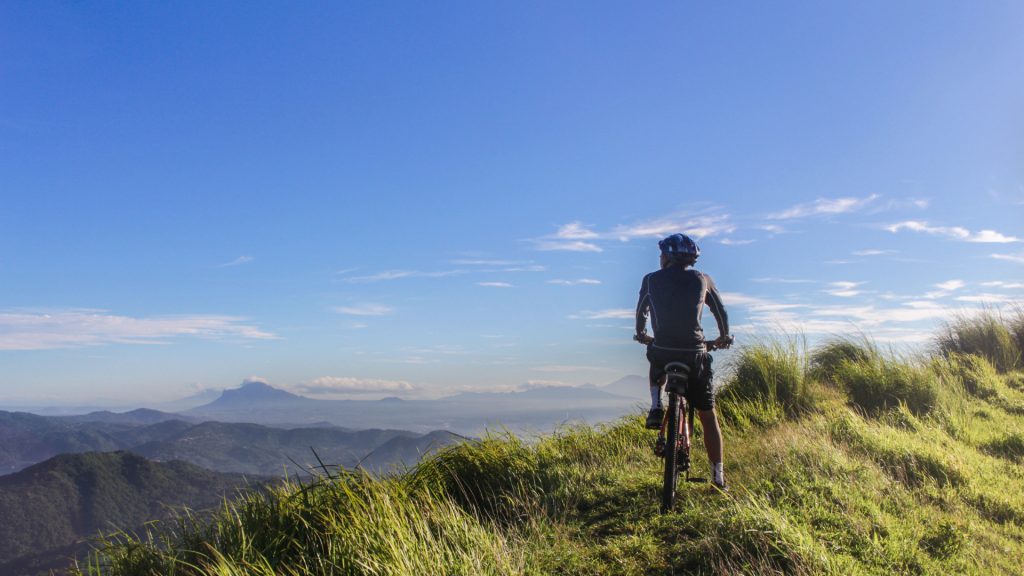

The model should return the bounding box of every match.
[1,2,1022,405]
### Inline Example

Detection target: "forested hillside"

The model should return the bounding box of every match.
[0,451,270,576]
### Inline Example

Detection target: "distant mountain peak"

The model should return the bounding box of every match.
[191,382,310,412]
[379,396,404,402]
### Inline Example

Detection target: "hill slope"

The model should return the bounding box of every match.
[0,451,269,575]
[129,421,428,475]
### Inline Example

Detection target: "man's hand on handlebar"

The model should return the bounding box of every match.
[711,335,734,351]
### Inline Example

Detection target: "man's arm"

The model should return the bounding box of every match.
[703,274,730,347]
[635,274,653,343]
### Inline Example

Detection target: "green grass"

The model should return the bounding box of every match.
[75,333,1024,576]
[935,309,1022,373]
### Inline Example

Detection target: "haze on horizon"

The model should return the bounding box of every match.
[1,2,1021,407]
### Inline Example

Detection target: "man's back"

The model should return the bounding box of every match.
[636,266,728,349]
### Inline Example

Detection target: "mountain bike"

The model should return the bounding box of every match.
[635,335,734,512]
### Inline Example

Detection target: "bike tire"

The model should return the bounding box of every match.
[662,393,680,513]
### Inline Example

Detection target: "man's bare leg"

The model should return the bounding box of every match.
[697,408,726,487]
[697,408,723,463]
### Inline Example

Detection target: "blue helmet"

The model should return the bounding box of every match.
[658,234,700,261]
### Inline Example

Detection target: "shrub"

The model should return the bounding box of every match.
[1010,306,1024,362]
[808,335,875,384]
[718,336,811,412]
[931,353,1001,400]
[830,354,939,416]
[935,310,1020,373]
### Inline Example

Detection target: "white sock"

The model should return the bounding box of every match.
[711,462,724,483]
[650,386,663,410]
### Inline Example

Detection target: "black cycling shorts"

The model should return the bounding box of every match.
[646,346,715,412]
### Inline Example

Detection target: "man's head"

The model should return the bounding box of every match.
[658,233,699,269]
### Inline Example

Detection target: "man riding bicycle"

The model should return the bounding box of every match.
[635,233,732,490]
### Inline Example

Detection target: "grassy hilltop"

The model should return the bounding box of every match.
[78,312,1024,576]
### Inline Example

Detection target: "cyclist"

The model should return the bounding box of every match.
[635,233,732,489]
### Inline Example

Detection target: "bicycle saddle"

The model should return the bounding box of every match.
[664,362,689,374]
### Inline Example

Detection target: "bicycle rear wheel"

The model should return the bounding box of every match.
[662,393,680,512]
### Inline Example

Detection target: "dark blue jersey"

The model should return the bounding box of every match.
[635,266,729,349]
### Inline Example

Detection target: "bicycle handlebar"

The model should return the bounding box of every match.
[632,334,735,350]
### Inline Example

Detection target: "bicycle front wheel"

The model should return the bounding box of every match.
[662,393,680,513]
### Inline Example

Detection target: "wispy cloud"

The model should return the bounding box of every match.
[768,195,879,219]
[608,213,734,241]
[505,265,547,271]
[217,256,254,267]
[955,294,1019,304]
[532,365,617,372]
[535,240,603,252]
[981,281,1024,288]
[568,308,634,319]
[992,252,1024,264]
[452,260,521,265]
[0,309,276,351]
[477,282,514,287]
[752,278,818,284]
[720,238,756,245]
[332,304,394,316]
[345,269,466,282]
[531,210,734,252]
[886,221,1021,243]
[825,281,868,297]
[290,376,417,395]
[852,250,896,256]
[547,279,601,285]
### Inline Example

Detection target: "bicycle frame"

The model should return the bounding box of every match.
[658,364,701,512]
[639,336,733,513]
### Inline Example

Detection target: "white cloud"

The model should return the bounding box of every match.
[972,230,1021,243]
[609,213,735,241]
[720,238,756,245]
[955,294,1019,304]
[525,379,573,387]
[752,278,818,284]
[242,377,269,385]
[477,282,514,287]
[505,265,547,271]
[0,309,276,351]
[554,222,601,239]
[333,304,393,316]
[923,280,965,299]
[886,221,1021,243]
[452,260,520,265]
[825,281,868,297]
[531,210,734,253]
[981,281,1024,288]
[345,270,466,282]
[291,376,417,395]
[569,308,635,319]
[852,250,895,256]
[548,279,601,285]
[533,365,617,372]
[992,252,1024,264]
[769,195,879,219]
[217,256,254,267]
[535,241,603,252]
[718,293,805,312]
